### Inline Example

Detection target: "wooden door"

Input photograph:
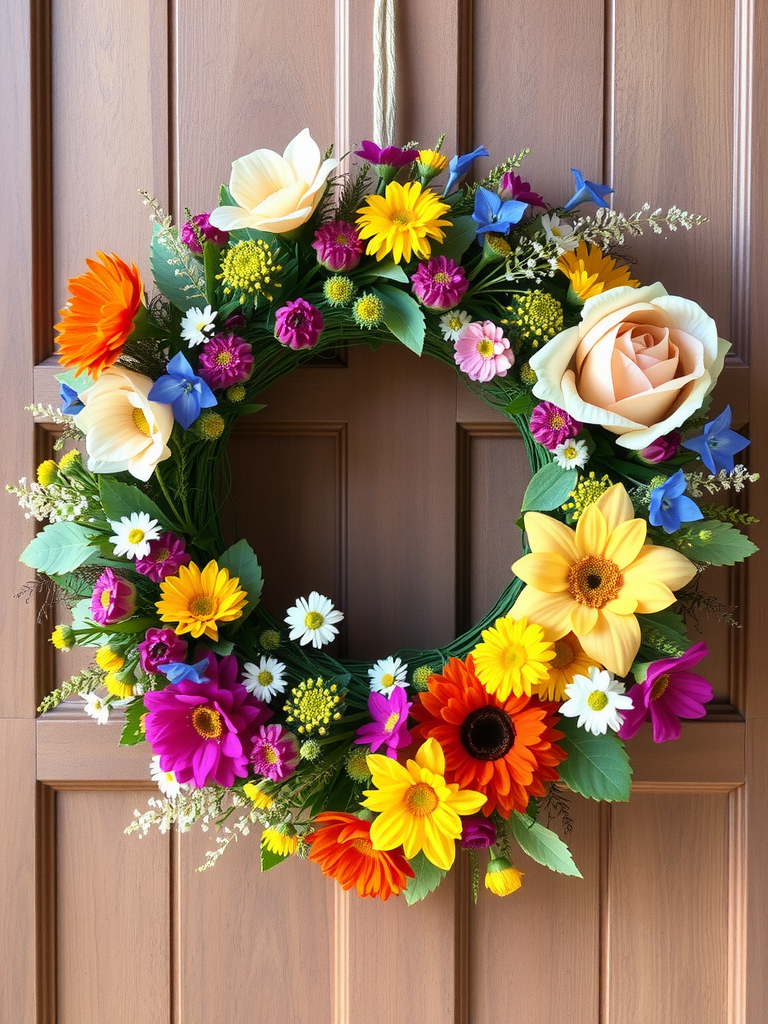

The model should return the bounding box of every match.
[3,1,766,1021]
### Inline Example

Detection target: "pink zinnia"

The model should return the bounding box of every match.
[250,724,299,782]
[90,568,136,625]
[639,430,683,464]
[274,298,324,350]
[529,401,583,450]
[453,321,514,382]
[354,687,412,759]
[138,627,188,674]
[180,212,228,253]
[410,255,468,310]
[143,653,271,789]
[135,531,192,582]
[618,642,713,744]
[197,334,254,390]
[312,220,363,271]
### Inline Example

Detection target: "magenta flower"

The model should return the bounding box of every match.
[355,140,418,174]
[453,321,514,383]
[90,568,136,625]
[460,817,497,849]
[250,724,299,782]
[498,172,546,209]
[618,642,713,744]
[138,627,188,674]
[639,430,683,464]
[312,220,363,271]
[529,401,583,450]
[180,212,228,253]
[410,255,469,310]
[135,531,192,582]
[274,298,324,350]
[143,653,271,789]
[197,334,254,390]
[354,686,412,759]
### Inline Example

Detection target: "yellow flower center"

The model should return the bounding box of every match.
[383,711,400,734]
[100,589,112,609]
[446,316,462,331]
[154,547,170,563]
[587,690,609,711]
[549,414,565,430]
[551,638,576,670]
[304,611,324,630]
[189,594,216,618]
[404,781,439,817]
[651,673,671,700]
[191,705,223,739]
[477,338,495,358]
[433,271,450,284]
[262,744,279,765]
[127,528,145,545]
[351,836,375,857]
[392,211,412,225]
[505,647,520,666]
[568,555,623,608]
[380,672,395,689]
[258,670,274,687]
[132,408,151,436]
[335,232,351,245]
[214,351,233,366]
[563,446,578,460]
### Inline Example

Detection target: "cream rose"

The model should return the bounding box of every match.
[76,366,173,481]
[208,129,337,235]
[529,283,730,450]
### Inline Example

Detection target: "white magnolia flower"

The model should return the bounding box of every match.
[553,438,590,470]
[560,666,633,735]
[439,309,471,342]
[109,511,161,559]
[81,691,110,725]
[150,755,184,799]
[368,656,408,694]
[540,213,579,251]
[181,305,217,346]
[284,591,344,649]
[242,656,288,702]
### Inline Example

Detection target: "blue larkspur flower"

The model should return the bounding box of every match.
[649,470,704,533]
[471,187,528,238]
[59,381,84,415]
[443,145,489,196]
[681,405,750,475]
[148,351,217,430]
[158,657,210,685]
[562,168,614,212]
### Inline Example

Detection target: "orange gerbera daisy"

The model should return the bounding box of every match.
[55,251,143,378]
[306,811,414,900]
[411,655,566,818]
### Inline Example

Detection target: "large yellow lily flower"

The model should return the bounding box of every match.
[510,484,696,676]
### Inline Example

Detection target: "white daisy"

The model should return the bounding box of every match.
[284,591,344,649]
[439,309,471,342]
[559,666,634,735]
[150,755,184,799]
[180,304,217,346]
[368,656,408,694]
[553,438,590,470]
[540,213,579,252]
[81,691,110,725]
[242,656,288,702]
[109,511,161,559]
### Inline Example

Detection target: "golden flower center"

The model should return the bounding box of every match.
[433,271,451,284]
[446,316,462,331]
[568,555,623,608]
[214,351,233,366]
[132,407,152,436]
[404,781,439,817]
[154,547,170,563]
[304,611,324,630]
[651,673,671,700]
[477,338,495,358]
[549,414,565,430]
[262,744,279,765]
[127,528,145,545]
[351,836,375,857]
[551,638,576,670]
[383,711,401,734]
[335,232,351,245]
[100,589,112,609]
[587,690,609,711]
[392,211,412,226]
[189,594,217,618]
[380,673,395,689]
[191,705,223,739]
[257,670,274,687]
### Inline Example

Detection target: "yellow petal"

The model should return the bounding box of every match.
[579,610,641,676]
[510,586,574,638]
[511,551,570,593]
[604,517,647,569]
[415,737,445,776]
[523,511,580,562]
[370,808,409,852]
[595,483,634,532]
[421,817,457,871]
[575,503,608,557]
[623,544,697,594]
[570,603,598,635]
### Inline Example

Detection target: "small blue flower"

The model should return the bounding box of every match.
[562,168,614,212]
[442,145,489,196]
[158,657,210,685]
[471,187,528,238]
[59,381,84,415]
[681,405,750,475]
[649,469,704,534]
[148,351,217,430]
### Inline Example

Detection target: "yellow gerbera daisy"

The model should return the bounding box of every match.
[510,483,696,676]
[362,738,486,871]
[156,559,248,641]
[356,181,452,264]
[471,615,555,700]
[558,241,639,302]
[535,632,600,702]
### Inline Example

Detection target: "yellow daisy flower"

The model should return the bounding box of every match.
[362,737,486,871]
[244,782,274,810]
[557,241,639,302]
[535,632,600,702]
[510,483,696,676]
[261,825,298,857]
[356,181,452,264]
[156,559,248,641]
[471,615,555,701]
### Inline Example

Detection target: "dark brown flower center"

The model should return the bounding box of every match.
[567,555,623,608]
[650,673,671,700]
[460,706,515,761]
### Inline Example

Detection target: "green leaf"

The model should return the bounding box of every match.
[502,394,535,417]
[150,221,207,311]
[673,519,758,566]
[217,539,263,622]
[557,718,632,802]
[54,369,89,395]
[429,215,477,262]
[261,844,288,872]
[98,478,174,531]
[637,609,690,661]
[521,463,577,512]
[510,812,582,877]
[103,616,158,635]
[119,699,148,746]
[374,284,426,356]
[48,572,96,599]
[202,240,220,306]
[404,851,447,905]
[206,639,234,656]
[356,259,409,284]
[20,521,100,575]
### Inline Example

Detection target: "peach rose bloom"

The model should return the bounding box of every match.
[529,283,730,450]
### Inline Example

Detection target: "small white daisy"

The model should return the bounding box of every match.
[109,511,161,559]
[368,656,408,694]
[242,656,288,702]
[540,213,579,252]
[180,304,217,346]
[81,691,110,725]
[439,309,471,342]
[150,755,184,799]
[284,591,344,649]
[559,666,634,735]
[553,438,590,470]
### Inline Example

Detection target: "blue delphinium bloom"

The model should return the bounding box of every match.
[649,470,704,534]
[158,657,210,685]
[562,168,614,212]
[682,405,750,475]
[471,187,528,238]
[443,145,489,196]
[59,381,84,415]
[148,351,217,430]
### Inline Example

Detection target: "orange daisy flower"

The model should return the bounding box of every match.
[306,811,414,900]
[411,655,566,817]
[55,251,143,378]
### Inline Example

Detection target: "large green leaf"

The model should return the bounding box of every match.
[673,519,758,566]
[150,221,207,311]
[557,718,632,801]
[119,699,148,746]
[429,215,477,262]
[521,462,577,512]
[261,843,289,872]
[374,284,426,356]
[356,259,409,284]
[98,478,174,531]
[217,539,263,622]
[405,851,447,905]
[20,521,100,575]
[510,812,582,877]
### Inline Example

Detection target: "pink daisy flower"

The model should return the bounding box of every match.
[410,255,469,310]
[274,298,324,350]
[529,401,583,450]
[90,568,136,625]
[137,627,188,674]
[453,321,514,382]
[312,220,363,271]
[354,686,412,759]
[250,724,299,782]
[197,334,254,390]
[135,531,192,582]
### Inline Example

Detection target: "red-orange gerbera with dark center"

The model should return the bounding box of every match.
[55,251,143,378]
[411,655,566,817]
[306,811,414,900]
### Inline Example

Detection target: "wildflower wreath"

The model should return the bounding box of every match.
[14,130,758,903]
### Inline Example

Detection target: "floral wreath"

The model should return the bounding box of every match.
[13,130,758,903]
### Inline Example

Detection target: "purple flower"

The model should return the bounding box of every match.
[354,140,418,184]
[563,169,614,212]
[529,401,583,450]
[135,531,192,582]
[197,335,254,391]
[312,220,363,271]
[148,351,217,430]
[250,724,299,782]
[682,405,751,475]
[138,627,188,674]
[180,213,228,254]
[460,816,497,849]
[618,642,713,744]
[498,172,545,209]
[649,470,703,534]
[639,430,682,464]
[354,686,412,759]
[410,255,469,310]
[90,569,136,625]
[274,298,324,350]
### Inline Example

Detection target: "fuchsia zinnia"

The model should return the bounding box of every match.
[135,531,192,582]
[90,568,136,624]
[529,401,583,450]
[312,220,363,272]
[618,642,713,743]
[274,298,324,349]
[197,335,254,390]
[410,255,468,310]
